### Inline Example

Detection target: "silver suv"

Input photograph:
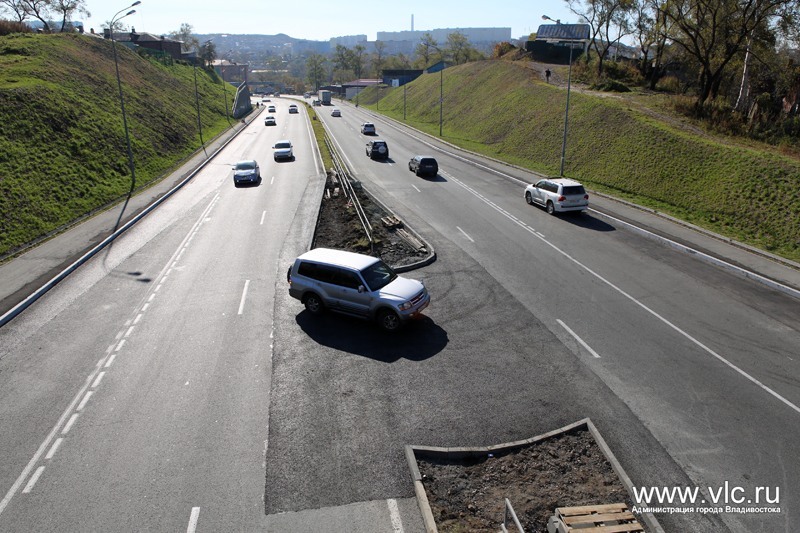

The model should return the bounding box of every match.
[524,178,589,214]
[287,248,430,332]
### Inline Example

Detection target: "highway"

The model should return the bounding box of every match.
[0,95,797,532]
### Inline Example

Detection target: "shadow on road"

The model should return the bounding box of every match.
[295,311,447,362]
[562,212,616,232]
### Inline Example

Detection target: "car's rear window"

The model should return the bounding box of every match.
[420,158,437,165]
[562,185,586,195]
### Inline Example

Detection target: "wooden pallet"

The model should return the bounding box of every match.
[547,503,644,533]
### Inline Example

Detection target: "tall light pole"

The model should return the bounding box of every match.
[542,14,575,177]
[193,40,211,158]
[439,66,443,137]
[109,1,140,232]
[403,82,406,121]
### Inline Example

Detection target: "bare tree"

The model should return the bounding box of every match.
[50,0,89,32]
[372,40,386,78]
[169,23,199,54]
[19,0,52,31]
[566,0,635,74]
[0,0,28,23]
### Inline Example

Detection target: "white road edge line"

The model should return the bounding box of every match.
[238,280,251,315]
[450,175,800,416]
[186,507,201,533]
[557,319,601,359]
[387,498,405,533]
[456,226,475,243]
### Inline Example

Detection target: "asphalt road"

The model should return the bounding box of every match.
[0,95,798,533]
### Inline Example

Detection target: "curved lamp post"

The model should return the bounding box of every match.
[109,1,140,232]
[193,40,212,158]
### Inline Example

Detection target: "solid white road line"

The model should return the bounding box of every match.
[557,319,601,359]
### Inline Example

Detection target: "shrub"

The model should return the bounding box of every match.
[0,20,32,36]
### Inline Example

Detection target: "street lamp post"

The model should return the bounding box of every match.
[193,40,211,158]
[542,14,576,177]
[109,1,141,232]
[439,67,443,137]
[403,82,407,121]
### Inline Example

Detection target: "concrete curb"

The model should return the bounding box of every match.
[405,418,664,533]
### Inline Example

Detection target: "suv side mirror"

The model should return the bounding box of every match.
[358,285,365,293]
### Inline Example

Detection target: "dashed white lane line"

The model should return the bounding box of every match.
[92,371,106,389]
[186,507,201,533]
[21,467,44,494]
[260,210,267,225]
[456,226,474,243]
[238,280,251,315]
[450,175,800,416]
[76,391,93,411]
[104,353,117,368]
[45,438,63,460]
[387,498,404,533]
[411,184,421,193]
[61,414,79,435]
[124,326,135,338]
[115,339,126,352]
[557,319,601,359]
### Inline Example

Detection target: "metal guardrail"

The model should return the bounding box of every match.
[324,134,374,250]
[501,498,525,533]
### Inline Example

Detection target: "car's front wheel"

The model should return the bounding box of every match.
[303,293,325,315]
[525,191,534,205]
[377,309,401,332]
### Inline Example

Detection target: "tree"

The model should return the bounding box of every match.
[566,0,635,74]
[372,40,387,78]
[169,23,199,54]
[50,0,89,32]
[0,0,28,23]
[662,0,798,106]
[414,33,439,68]
[444,31,475,64]
[305,53,327,90]
[352,44,366,78]
[19,0,52,31]
[199,40,216,68]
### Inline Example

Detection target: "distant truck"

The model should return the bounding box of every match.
[318,90,331,105]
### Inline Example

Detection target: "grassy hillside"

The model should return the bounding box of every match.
[0,33,235,258]
[362,61,800,262]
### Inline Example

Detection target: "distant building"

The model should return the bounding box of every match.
[212,59,249,86]
[526,24,590,64]
[330,35,368,48]
[381,70,423,87]
[102,28,182,60]
[375,27,511,55]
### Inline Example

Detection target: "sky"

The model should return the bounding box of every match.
[79,0,576,42]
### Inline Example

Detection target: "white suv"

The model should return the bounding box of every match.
[360,122,376,135]
[287,248,430,332]
[273,140,294,161]
[524,178,589,214]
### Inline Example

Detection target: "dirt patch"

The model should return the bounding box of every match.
[312,171,429,269]
[417,428,637,532]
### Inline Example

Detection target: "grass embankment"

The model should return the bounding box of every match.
[362,61,800,261]
[0,33,236,258]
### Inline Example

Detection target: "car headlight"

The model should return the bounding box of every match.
[398,301,413,311]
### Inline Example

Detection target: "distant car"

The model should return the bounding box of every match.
[524,178,589,214]
[264,115,276,126]
[268,105,276,113]
[289,104,299,114]
[361,122,376,135]
[331,108,341,117]
[263,98,271,102]
[408,156,438,177]
[312,99,321,106]
[232,160,261,186]
[273,140,294,161]
[366,140,389,160]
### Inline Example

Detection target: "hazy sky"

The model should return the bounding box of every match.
[80,0,576,42]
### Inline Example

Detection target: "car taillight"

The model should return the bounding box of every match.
[584,194,589,199]
[558,195,566,201]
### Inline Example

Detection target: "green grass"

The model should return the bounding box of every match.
[0,33,236,258]
[362,61,800,261]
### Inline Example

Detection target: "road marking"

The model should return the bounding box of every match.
[411,184,421,192]
[104,353,117,368]
[456,226,474,243]
[450,175,800,416]
[186,507,201,533]
[387,499,404,533]
[92,371,106,388]
[270,176,275,185]
[238,280,251,315]
[124,326,135,338]
[260,210,267,225]
[115,339,126,352]
[557,320,601,358]
[61,414,79,435]
[133,313,143,325]
[21,467,45,494]
[76,391,93,411]
[45,438,63,460]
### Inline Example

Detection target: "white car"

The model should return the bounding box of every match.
[264,115,276,126]
[524,178,589,214]
[289,104,299,114]
[273,140,294,161]
[331,108,341,117]
[361,122,376,135]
